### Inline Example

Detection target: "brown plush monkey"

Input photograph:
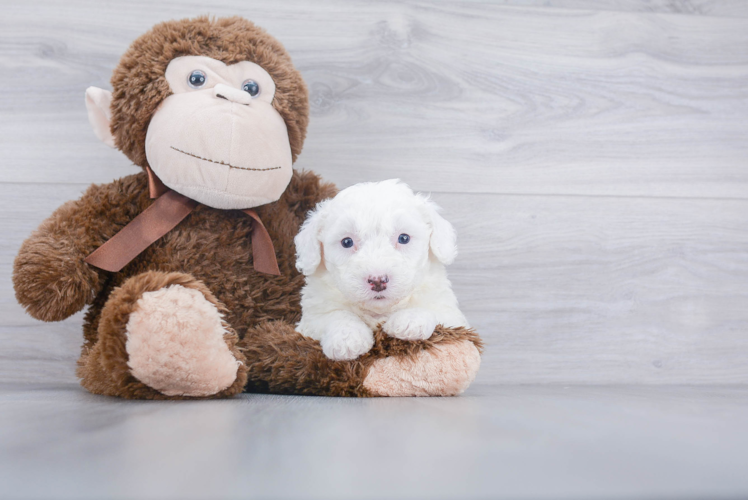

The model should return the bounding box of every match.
[12,16,482,399]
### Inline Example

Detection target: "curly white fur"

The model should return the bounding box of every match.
[294,179,469,361]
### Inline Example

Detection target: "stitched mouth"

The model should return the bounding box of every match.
[170,146,281,172]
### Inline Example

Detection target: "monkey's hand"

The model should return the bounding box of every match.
[13,221,102,322]
[13,176,146,322]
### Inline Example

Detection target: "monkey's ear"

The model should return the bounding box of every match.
[294,201,329,276]
[85,87,115,148]
[421,199,457,265]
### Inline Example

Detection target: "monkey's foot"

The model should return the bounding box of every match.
[363,340,481,397]
[78,271,246,399]
[126,284,241,397]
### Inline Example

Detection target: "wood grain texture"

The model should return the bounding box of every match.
[464,0,748,17]
[1,0,747,386]
[447,193,748,384]
[2,1,747,196]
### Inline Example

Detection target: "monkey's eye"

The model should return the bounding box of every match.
[398,234,410,244]
[242,79,260,97]
[341,237,354,249]
[188,70,207,88]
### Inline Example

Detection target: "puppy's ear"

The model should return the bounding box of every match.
[421,198,457,265]
[294,201,329,275]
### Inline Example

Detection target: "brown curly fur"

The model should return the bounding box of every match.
[110,16,308,167]
[12,17,482,399]
[15,170,335,398]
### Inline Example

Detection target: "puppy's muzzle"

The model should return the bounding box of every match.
[367,275,389,292]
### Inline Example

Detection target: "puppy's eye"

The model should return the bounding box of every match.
[341,237,354,248]
[188,70,207,88]
[398,234,410,244]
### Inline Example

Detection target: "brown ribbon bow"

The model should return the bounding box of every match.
[84,167,281,276]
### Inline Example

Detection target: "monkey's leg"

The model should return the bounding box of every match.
[241,323,482,397]
[77,271,247,399]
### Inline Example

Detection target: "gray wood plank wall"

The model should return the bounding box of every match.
[1,0,747,386]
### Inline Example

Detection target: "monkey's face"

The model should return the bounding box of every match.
[144,56,293,210]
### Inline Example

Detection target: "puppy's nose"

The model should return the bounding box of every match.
[367,275,389,292]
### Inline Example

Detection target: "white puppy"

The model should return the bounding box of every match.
[294,179,469,361]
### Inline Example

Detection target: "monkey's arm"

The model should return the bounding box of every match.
[13,173,147,322]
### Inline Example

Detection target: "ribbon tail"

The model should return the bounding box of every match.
[85,191,197,273]
[146,165,169,199]
[242,209,281,276]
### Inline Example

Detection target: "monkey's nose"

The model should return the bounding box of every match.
[367,275,389,292]
[213,84,253,105]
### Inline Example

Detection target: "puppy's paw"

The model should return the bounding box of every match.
[321,320,374,361]
[383,308,438,341]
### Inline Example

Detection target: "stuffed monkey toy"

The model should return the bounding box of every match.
[12,16,482,399]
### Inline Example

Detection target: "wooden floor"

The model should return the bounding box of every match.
[2,383,747,500]
[1,1,747,498]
